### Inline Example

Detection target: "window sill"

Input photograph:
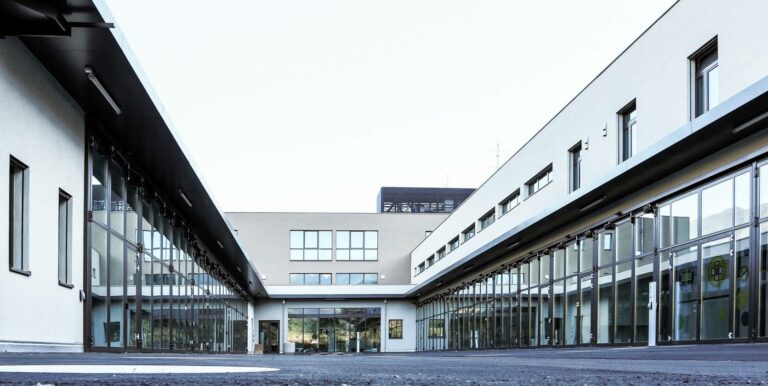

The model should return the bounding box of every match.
[9,267,31,277]
[59,281,75,289]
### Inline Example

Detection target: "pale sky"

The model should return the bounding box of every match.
[104,0,676,213]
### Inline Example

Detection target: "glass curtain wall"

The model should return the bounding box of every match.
[88,138,248,352]
[416,162,763,351]
[288,308,381,353]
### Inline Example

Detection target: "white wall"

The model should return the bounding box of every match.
[0,38,85,352]
[252,299,416,353]
[412,0,768,284]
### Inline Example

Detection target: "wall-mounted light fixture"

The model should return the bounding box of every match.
[84,67,121,115]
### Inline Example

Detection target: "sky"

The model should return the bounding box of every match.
[104,0,677,213]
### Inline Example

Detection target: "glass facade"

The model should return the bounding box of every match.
[88,138,248,352]
[416,162,768,350]
[287,308,381,353]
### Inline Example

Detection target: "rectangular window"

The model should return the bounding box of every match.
[500,190,520,215]
[289,230,332,261]
[336,273,378,285]
[462,224,475,243]
[388,319,403,339]
[9,157,30,274]
[619,101,637,162]
[425,230,432,238]
[58,190,73,286]
[526,164,553,197]
[448,236,460,253]
[336,230,378,261]
[479,209,495,230]
[289,273,332,285]
[693,39,718,118]
[426,254,435,267]
[415,262,425,276]
[569,142,582,192]
[436,247,446,260]
[428,319,445,338]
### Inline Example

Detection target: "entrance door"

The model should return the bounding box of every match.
[259,321,280,354]
[671,244,699,342]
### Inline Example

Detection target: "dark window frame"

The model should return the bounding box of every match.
[619,100,637,163]
[58,189,74,288]
[569,142,582,192]
[479,209,496,231]
[500,189,521,216]
[389,319,403,339]
[525,164,553,198]
[691,37,719,118]
[462,224,476,243]
[9,156,30,276]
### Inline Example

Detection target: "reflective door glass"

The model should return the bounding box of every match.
[580,274,592,344]
[673,246,698,341]
[596,266,613,344]
[700,236,731,340]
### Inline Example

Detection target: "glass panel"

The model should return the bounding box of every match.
[554,249,565,279]
[350,231,364,248]
[290,249,303,261]
[530,259,539,286]
[734,228,750,339]
[564,276,578,345]
[529,288,538,347]
[566,243,579,276]
[580,275,592,344]
[707,66,719,109]
[540,286,550,346]
[109,234,125,347]
[701,236,731,340]
[634,213,654,256]
[735,172,750,226]
[126,184,139,244]
[92,150,108,225]
[702,179,733,236]
[616,221,633,261]
[90,224,109,347]
[580,238,593,272]
[672,193,699,245]
[364,273,378,285]
[336,274,349,285]
[552,280,564,345]
[615,260,632,343]
[350,274,364,285]
[596,266,613,344]
[350,249,364,261]
[364,249,378,261]
[305,231,318,248]
[598,231,614,266]
[319,249,332,261]
[365,231,377,249]
[336,231,350,249]
[318,231,332,249]
[673,246,698,341]
[660,251,671,342]
[304,249,318,261]
[520,285,529,347]
[660,204,672,249]
[336,249,349,261]
[635,253,654,342]
[109,161,125,236]
[760,223,768,337]
[305,274,320,285]
[289,273,303,285]
[520,263,529,290]
[541,254,551,283]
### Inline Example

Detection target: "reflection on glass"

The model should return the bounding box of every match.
[580,275,592,344]
[635,254,653,342]
[701,179,732,236]
[597,266,613,344]
[598,231,614,267]
[701,237,731,340]
[673,246,698,341]
[565,276,578,345]
[615,260,632,343]
[671,194,699,245]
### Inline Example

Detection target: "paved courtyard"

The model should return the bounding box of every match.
[1,344,768,385]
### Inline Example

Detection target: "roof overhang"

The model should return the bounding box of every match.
[409,74,768,298]
[10,0,267,299]
[265,285,416,299]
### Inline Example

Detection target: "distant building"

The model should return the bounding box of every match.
[377,187,475,213]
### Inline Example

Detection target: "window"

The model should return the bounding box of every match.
[462,224,475,243]
[9,157,29,274]
[426,254,435,267]
[428,319,445,338]
[415,262,425,276]
[389,319,403,339]
[289,273,332,285]
[436,247,446,261]
[479,209,495,230]
[58,190,73,286]
[337,230,378,261]
[290,231,332,261]
[425,230,432,238]
[526,164,553,197]
[500,190,520,216]
[693,40,718,118]
[569,142,582,192]
[448,237,460,253]
[619,101,637,162]
[336,273,378,285]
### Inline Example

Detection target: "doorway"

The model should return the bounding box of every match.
[259,320,280,354]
